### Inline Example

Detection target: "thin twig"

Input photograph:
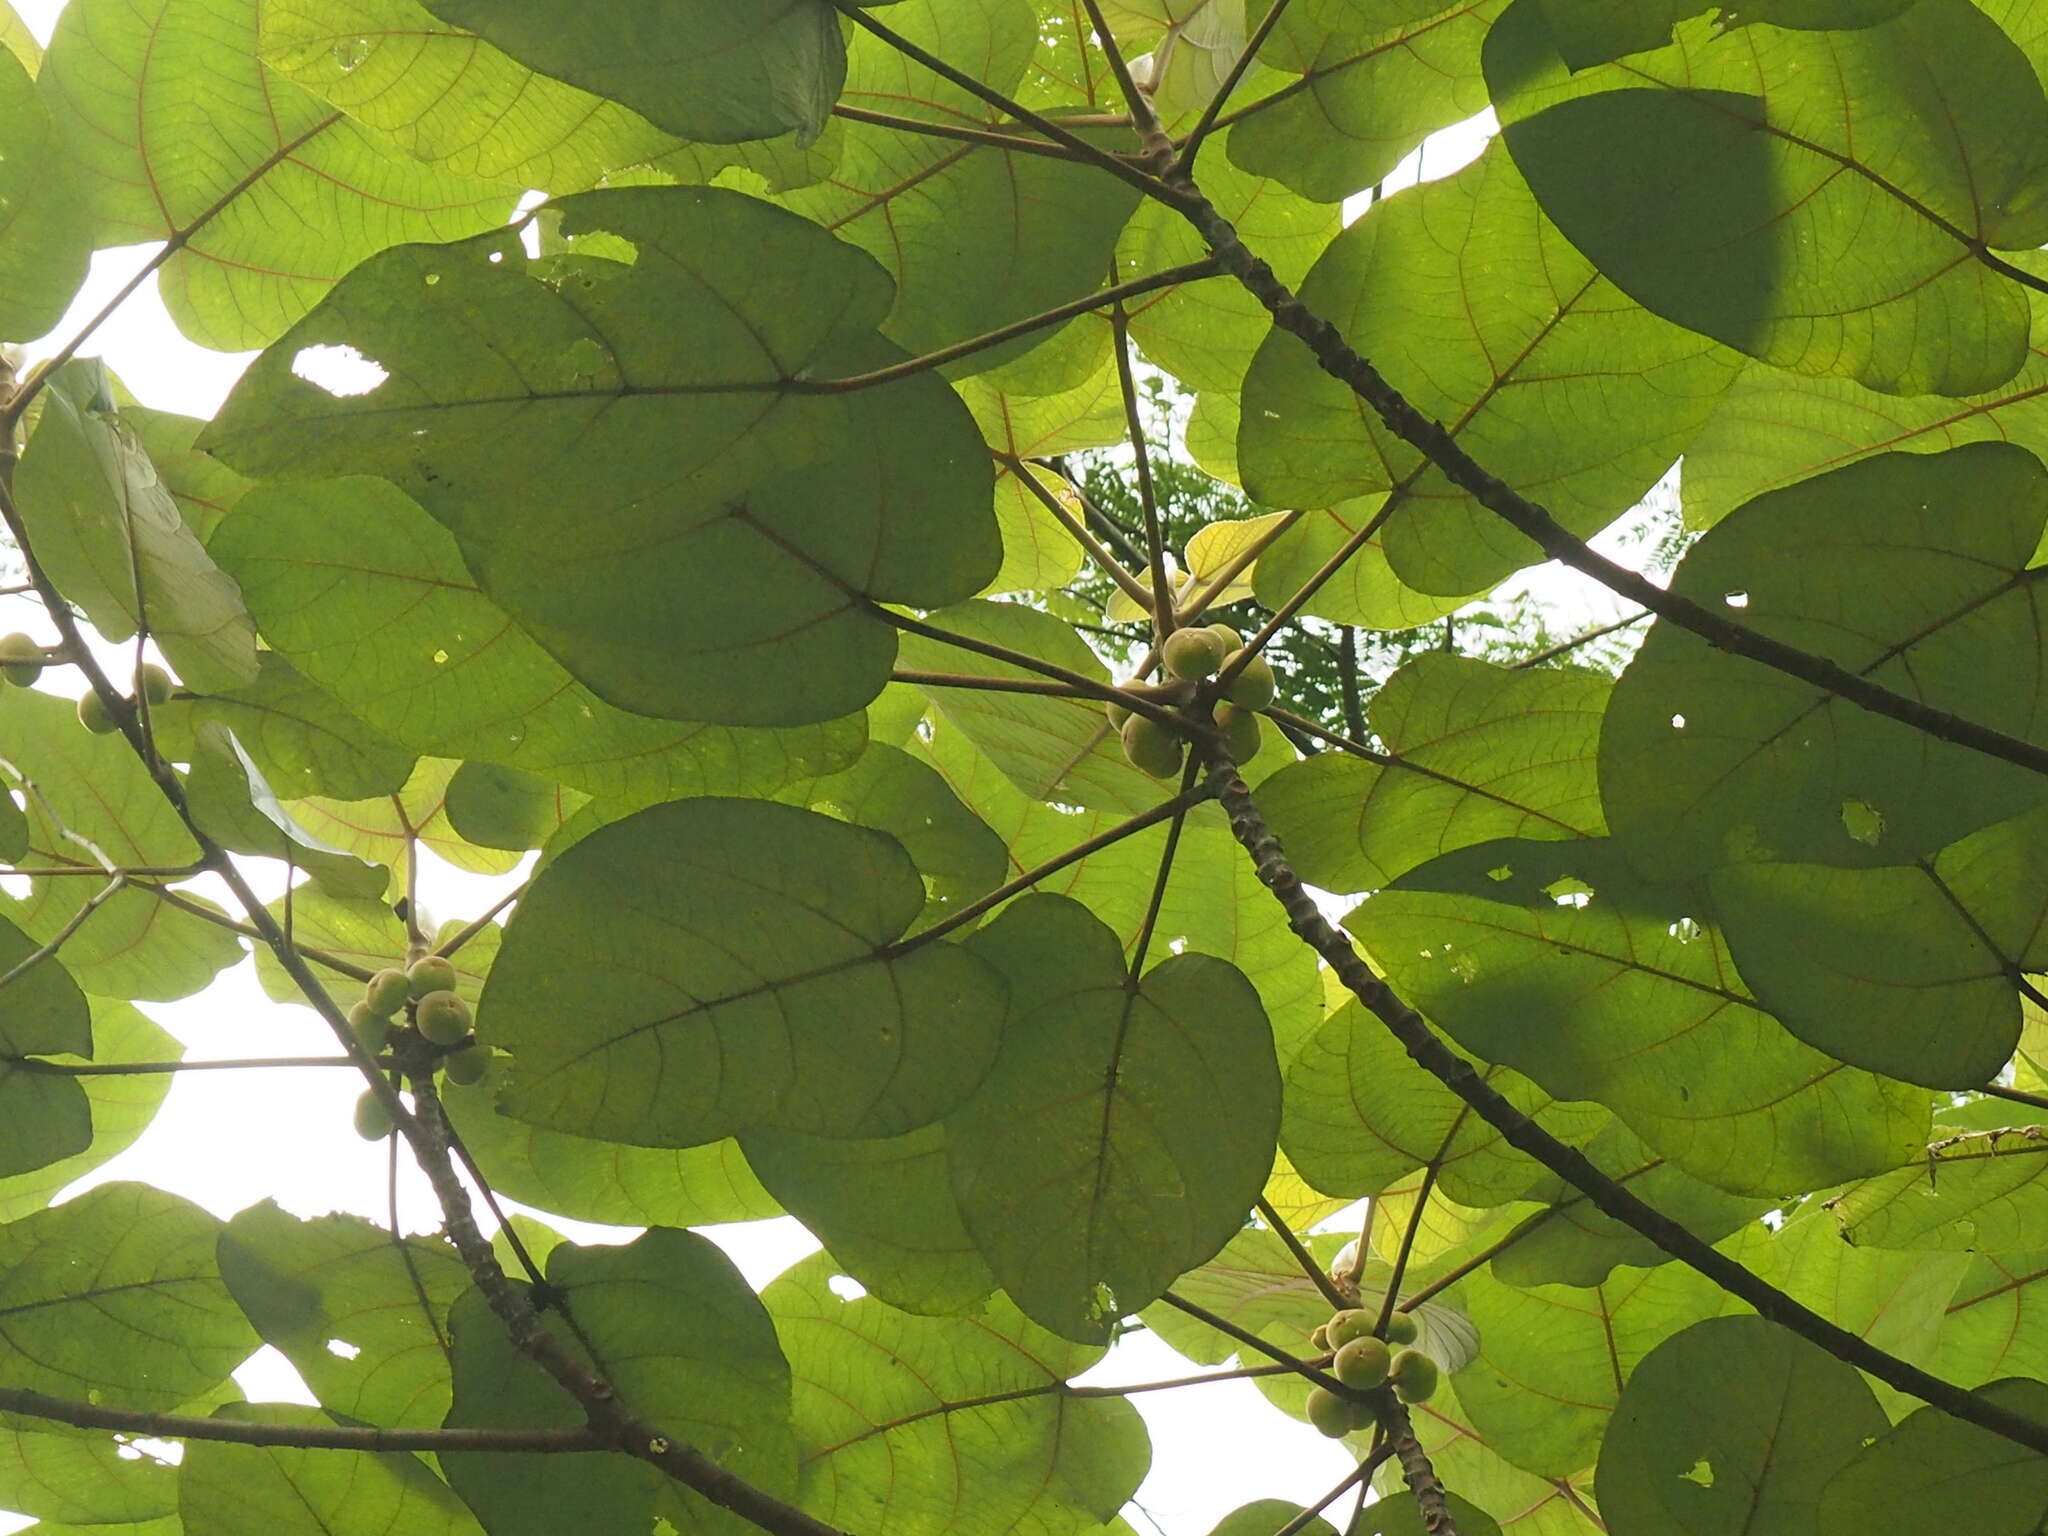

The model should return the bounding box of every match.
[0,874,126,990]
[10,1053,387,1076]
[996,452,1156,611]
[1337,627,1366,741]
[1270,1450,1385,1536]
[1111,298,1177,642]
[1159,1290,1344,1394]
[1077,0,1163,136]
[1511,609,1652,669]
[1126,752,1198,978]
[435,880,527,958]
[1255,1194,1350,1311]
[1374,1161,1441,1330]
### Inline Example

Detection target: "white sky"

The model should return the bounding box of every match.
[0,7,1654,1530]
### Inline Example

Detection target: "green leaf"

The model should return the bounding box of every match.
[780,0,1143,371]
[202,188,1000,725]
[1228,1,1507,203]
[1534,0,1919,69]
[765,1252,1148,1536]
[209,477,858,806]
[441,1082,781,1229]
[0,41,89,342]
[1451,1263,1729,1478]
[741,1123,997,1314]
[1600,443,2048,879]
[252,885,492,1009]
[1817,1378,2048,1536]
[442,1229,794,1536]
[185,722,387,897]
[480,797,1007,1146]
[1239,143,1738,596]
[0,1183,255,1411]
[1491,0,2048,396]
[0,912,92,1179]
[1257,654,1609,894]
[1931,1250,2048,1387]
[1211,1503,1335,1536]
[424,0,845,147]
[1595,1316,1890,1536]
[40,0,517,349]
[286,757,522,876]
[217,1202,466,1428]
[0,1427,175,1525]
[1358,1493,1502,1536]
[1363,838,1929,1195]
[13,361,258,692]
[179,1403,482,1535]
[442,760,585,853]
[259,0,674,188]
[1831,1121,2048,1252]
[126,403,254,542]
[1250,499,1473,632]
[949,894,1281,1340]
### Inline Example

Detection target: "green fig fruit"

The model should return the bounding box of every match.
[363,967,410,1016]
[1334,1336,1392,1391]
[1205,623,1243,651]
[1104,696,1133,732]
[0,632,43,687]
[1222,650,1277,710]
[406,954,459,999]
[443,1044,493,1087]
[1390,1349,1438,1404]
[1327,1309,1374,1348]
[1305,1386,1353,1439]
[76,690,118,734]
[1383,1310,1420,1346]
[353,1089,396,1141]
[347,1001,392,1053]
[1308,1322,1331,1352]
[1217,701,1263,764]
[138,663,174,705]
[1162,626,1228,681]
[415,989,473,1045]
[1121,713,1185,779]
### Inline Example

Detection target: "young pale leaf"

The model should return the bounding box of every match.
[39,0,516,348]
[1596,1316,1889,1536]
[949,894,1282,1341]
[764,1252,1148,1535]
[1491,0,2048,396]
[202,189,1000,726]
[479,797,1006,1146]
[0,1183,255,1410]
[1601,443,2048,879]
[424,0,845,147]
[180,1404,483,1535]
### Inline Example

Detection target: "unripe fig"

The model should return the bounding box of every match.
[1104,696,1133,732]
[347,1001,392,1053]
[1217,701,1263,764]
[138,663,173,705]
[415,989,473,1045]
[1383,1310,1420,1346]
[1334,1336,1392,1391]
[353,1089,395,1141]
[1205,623,1243,651]
[1162,626,1227,681]
[443,1043,494,1088]
[76,690,117,734]
[405,954,459,999]
[0,633,43,687]
[1120,713,1184,779]
[1222,650,1277,710]
[1390,1349,1438,1404]
[363,967,410,1016]
[1305,1385,1353,1439]
[1308,1322,1331,1352]
[1327,1310,1374,1348]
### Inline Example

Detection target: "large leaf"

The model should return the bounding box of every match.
[0,913,92,1179]
[1257,654,1609,894]
[948,894,1281,1341]
[202,186,1000,725]
[210,476,860,805]
[1362,837,1929,1195]
[1600,443,2048,879]
[14,361,258,691]
[765,1252,1149,1536]
[39,0,516,348]
[479,797,1007,1146]
[424,0,845,147]
[1595,1316,1890,1536]
[1535,0,1920,69]
[0,1182,255,1411]
[1490,0,2048,395]
[1239,143,1739,596]
[1816,1378,2048,1536]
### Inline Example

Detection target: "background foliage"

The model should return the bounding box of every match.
[4,1,2048,1534]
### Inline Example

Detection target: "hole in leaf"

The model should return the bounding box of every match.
[330,36,370,71]
[826,1274,867,1302]
[1842,800,1885,847]
[1544,876,1594,908]
[291,343,388,397]
[1723,590,1749,608]
[1667,916,1703,945]
[1449,951,1479,983]
[1670,713,1687,730]
[1486,865,1514,882]
[326,1338,361,1360]
[1680,1459,1714,1488]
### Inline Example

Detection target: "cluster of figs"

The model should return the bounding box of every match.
[1,630,173,730]
[346,953,492,1139]
[1303,1305,1440,1439]
[1106,622,1278,779]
